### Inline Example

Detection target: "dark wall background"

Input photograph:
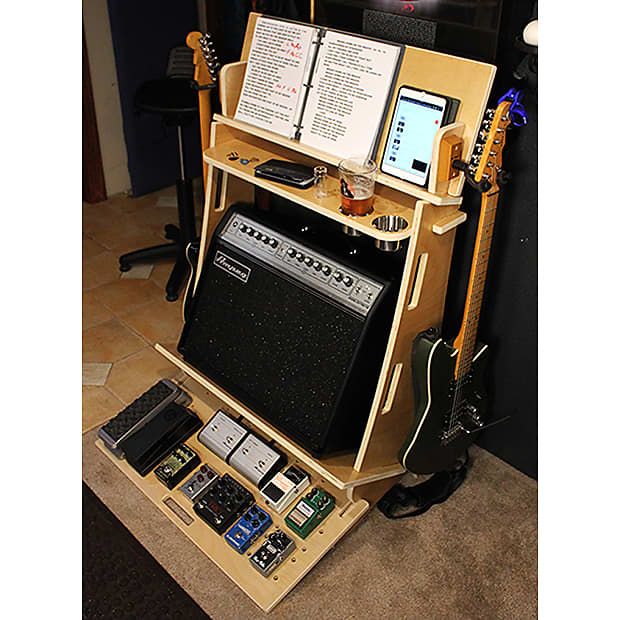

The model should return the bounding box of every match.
[107,0,202,196]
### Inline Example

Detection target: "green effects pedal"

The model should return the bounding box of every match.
[154,444,200,489]
[284,487,335,539]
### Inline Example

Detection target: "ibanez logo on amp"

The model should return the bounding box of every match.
[213,251,251,283]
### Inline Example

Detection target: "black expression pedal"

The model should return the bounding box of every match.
[193,474,254,534]
[154,444,200,490]
[98,379,191,457]
[121,402,202,477]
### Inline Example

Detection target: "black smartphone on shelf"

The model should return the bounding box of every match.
[254,159,315,189]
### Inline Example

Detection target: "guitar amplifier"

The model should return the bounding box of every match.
[178,203,399,456]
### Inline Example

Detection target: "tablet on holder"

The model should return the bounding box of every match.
[380,86,460,187]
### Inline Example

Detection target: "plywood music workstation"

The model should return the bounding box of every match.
[97,13,496,612]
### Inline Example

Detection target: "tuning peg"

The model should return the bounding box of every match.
[497,169,512,185]
[482,119,492,131]
[485,108,495,119]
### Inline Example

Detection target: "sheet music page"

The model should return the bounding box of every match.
[300,31,401,159]
[234,17,320,138]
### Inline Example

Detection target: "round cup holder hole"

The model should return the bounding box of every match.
[372,215,408,233]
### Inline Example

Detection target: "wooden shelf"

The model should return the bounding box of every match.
[203,134,417,240]
[96,427,369,612]
[155,344,406,490]
[212,113,462,207]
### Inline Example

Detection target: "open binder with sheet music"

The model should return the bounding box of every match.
[234,16,404,160]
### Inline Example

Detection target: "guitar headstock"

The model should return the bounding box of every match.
[469,99,513,192]
[186,31,221,88]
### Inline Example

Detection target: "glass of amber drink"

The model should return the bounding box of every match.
[338,157,377,217]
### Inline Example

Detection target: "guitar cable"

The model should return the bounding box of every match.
[377,451,469,519]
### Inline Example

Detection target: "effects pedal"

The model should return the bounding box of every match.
[229,433,287,488]
[98,379,191,457]
[154,444,200,490]
[198,410,248,461]
[121,402,202,477]
[260,465,310,513]
[224,505,273,554]
[250,531,296,577]
[285,487,335,539]
[193,473,254,534]
[179,463,219,502]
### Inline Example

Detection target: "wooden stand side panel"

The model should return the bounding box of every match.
[354,202,462,472]
[193,122,255,292]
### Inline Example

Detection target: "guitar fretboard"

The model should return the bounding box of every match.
[453,190,499,380]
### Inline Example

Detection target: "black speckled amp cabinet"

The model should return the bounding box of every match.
[178,204,398,456]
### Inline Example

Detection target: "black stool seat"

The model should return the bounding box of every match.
[135,78,198,116]
[119,77,200,302]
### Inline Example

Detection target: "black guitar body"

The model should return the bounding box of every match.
[399,329,489,474]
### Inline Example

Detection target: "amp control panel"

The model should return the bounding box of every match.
[219,213,384,316]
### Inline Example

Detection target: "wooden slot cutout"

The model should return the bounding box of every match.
[408,252,429,310]
[381,362,403,415]
[215,169,225,211]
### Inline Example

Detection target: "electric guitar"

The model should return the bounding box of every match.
[399,98,516,474]
[183,32,220,321]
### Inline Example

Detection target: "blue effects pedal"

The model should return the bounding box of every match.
[224,505,273,554]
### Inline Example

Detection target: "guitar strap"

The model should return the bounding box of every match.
[377,451,469,519]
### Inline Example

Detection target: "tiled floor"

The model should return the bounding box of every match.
[82,186,195,432]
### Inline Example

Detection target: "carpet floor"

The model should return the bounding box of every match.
[83,430,537,619]
[83,483,209,619]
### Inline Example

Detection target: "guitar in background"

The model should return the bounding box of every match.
[183,32,220,322]
[186,31,221,190]
[400,93,526,474]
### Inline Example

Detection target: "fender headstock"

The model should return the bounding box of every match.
[470,100,513,192]
[186,31,221,89]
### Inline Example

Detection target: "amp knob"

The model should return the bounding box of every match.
[296,253,305,262]
[253,231,261,239]
[304,257,313,266]
[269,239,278,248]
[322,265,332,276]
[287,248,296,257]
[261,235,270,244]
[334,271,343,282]
[313,261,321,271]
[343,276,353,287]
[247,227,255,236]
[239,224,247,233]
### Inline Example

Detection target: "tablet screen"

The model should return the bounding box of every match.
[381,89,447,186]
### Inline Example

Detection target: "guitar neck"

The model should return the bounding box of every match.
[453,189,499,378]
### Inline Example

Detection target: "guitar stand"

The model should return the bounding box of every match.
[378,451,469,519]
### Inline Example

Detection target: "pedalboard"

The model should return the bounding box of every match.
[179,463,219,502]
[285,487,335,539]
[154,444,200,490]
[193,473,254,534]
[260,465,310,513]
[224,505,273,554]
[250,531,296,577]
[98,379,191,457]
[198,410,248,461]
[229,433,287,488]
